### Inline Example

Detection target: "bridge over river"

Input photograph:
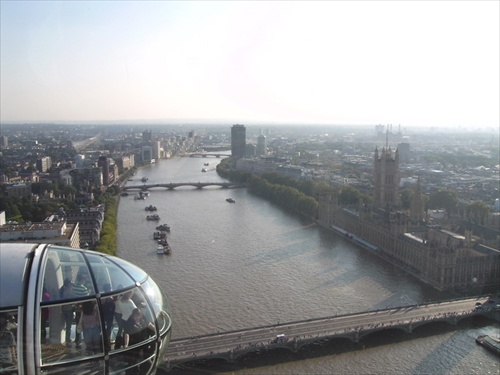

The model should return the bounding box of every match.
[122,182,245,191]
[162,296,497,370]
[188,153,226,158]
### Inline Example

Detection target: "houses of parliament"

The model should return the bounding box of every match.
[318,146,499,293]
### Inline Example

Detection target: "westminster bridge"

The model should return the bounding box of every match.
[162,296,497,370]
[122,182,246,191]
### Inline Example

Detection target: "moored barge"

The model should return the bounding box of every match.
[476,335,500,357]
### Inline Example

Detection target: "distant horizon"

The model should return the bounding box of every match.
[2,115,499,133]
[1,1,498,129]
[1,119,498,134]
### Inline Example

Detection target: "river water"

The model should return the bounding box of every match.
[117,156,498,374]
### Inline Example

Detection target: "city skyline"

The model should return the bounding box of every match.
[1,1,499,129]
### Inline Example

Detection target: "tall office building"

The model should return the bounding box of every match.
[142,145,153,163]
[153,141,161,160]
[0,135,8,147]
[142,129,152,142]
[36,156,52,173]
[397,142,410,164]
[98,156,111,185]
[231,124,246,160]
[256,134,267,156]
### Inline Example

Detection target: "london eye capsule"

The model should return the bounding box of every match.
[0,243,172,374]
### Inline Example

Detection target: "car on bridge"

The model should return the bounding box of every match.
[273,334,287,343]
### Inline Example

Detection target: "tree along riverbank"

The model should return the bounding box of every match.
[217,157,340,220]
[94,166,138,255]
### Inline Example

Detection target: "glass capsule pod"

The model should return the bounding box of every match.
[0,243,172,374]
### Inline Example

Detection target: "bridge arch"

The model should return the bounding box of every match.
[407,318,457,333]
[358,327,409,342]
[295,336,355,351]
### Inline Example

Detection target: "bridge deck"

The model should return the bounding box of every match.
[163,297,493,367]
[123,182,245,191]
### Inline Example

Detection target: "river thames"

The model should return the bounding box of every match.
[117,156,498,374]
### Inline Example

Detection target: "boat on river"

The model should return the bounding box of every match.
[226,198,235,203]
[157,244,171,255]
[135,191,150,200]
[476,335,500,357]
[153,231,166,240]
[156,224,171,232]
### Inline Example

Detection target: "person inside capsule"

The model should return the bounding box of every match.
[0,243,172,375]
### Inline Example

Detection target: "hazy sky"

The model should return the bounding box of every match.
[1,1,499,128]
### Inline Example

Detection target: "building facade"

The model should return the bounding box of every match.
[142,145,153,164]
[5,183,31,198]
[152,141,161,160]
[97,156,109,183]
[65,205,105,249]
[36,156,52,173]
[116,153,135,173]
[0,220,80,248]
[142,129,152,142]
[0,135,8,148]
[397,142,410,164]
[318,194,499,292]
[231,124,246,160]
[317,148,499,293]
[373,147,400,209]
[256,134,267,156]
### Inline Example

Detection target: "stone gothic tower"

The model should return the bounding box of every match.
[374,146,400,209]
[410,177,425,223]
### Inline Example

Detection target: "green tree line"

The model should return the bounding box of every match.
[217,158,493,225]
[92,169,138,255]
[217,158,327,218]
[94,189,119,255]
[246,174,319,218]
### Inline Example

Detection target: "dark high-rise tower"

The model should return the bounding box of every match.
[142,129,152,142]
[98,156,111,185]
[231,124,246,159]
